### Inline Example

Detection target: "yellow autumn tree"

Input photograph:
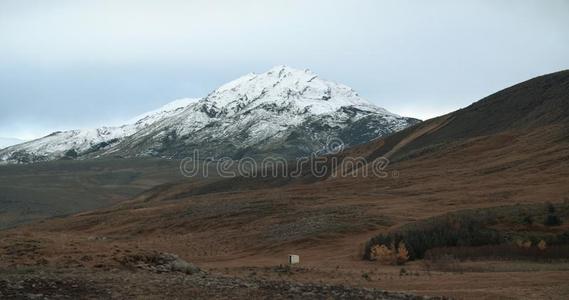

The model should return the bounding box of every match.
[521,240,532,248]
[371,244,395,264]
[537,240,547,251]
[396,241,410,265]
[371,242,410,265]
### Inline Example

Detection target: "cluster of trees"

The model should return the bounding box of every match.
[523,202,564,226]
[365,202,567,261]
[365,214,502,260]
[370,241,409,265]
[544,203,562,226]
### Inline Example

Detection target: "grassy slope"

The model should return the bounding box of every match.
[0,158,187,229]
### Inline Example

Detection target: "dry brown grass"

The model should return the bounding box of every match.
[2,72,569,298]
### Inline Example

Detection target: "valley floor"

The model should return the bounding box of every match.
[0,267,426,300]
[1,228,568,299]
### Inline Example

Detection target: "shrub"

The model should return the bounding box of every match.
[538,240,547,251]
[371,244,395,265]
[521,240,532,248]
[397,241,410,265]
[521,214,534,225]
[547,202,556,214]
[371,242,410,265]
[545,214,562,226]
[544,203,562,226]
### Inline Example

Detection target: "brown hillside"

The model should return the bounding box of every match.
[2,70,569,299]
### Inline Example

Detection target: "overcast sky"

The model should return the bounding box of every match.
[1,0,568,140]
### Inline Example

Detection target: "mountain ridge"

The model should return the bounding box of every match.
[135,69,569,197]
[0,66,419,164]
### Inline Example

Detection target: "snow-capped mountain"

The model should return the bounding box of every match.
[0,99,197,164]
[0,66,420,164]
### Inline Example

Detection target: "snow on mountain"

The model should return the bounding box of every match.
[0,66,420,164]
[128,98,201,126]
[206,65,391,116]
[0,99,196,164]
[93,65,420,159]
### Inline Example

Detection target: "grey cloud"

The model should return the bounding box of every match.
[0,0,568,139]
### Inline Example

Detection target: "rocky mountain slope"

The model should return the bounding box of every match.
[182,70,569,194]
[0,66,419,164]
[0,98,198,164]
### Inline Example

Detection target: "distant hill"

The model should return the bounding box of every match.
[363,69,569,163]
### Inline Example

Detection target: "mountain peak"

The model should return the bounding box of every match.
[265,65,311,77]
[0,67,419,164]
[206,66,392,117]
